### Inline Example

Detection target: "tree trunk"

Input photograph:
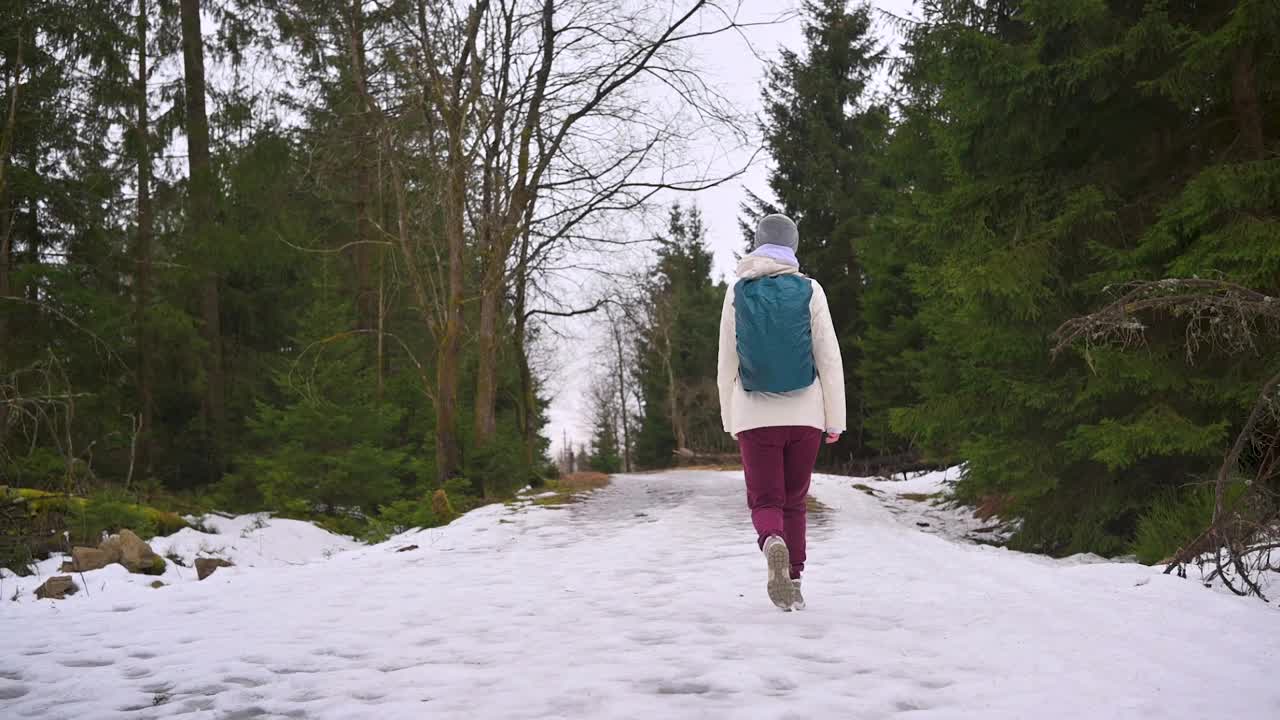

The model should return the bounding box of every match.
[353,199,376,331]
[376,248,385,402]
[1231,46,1265,160]
[660,318,687,452]
[419,0,490,485]
[474,278,501,445]
[349,1,377,334]
[374,131,386,401]
[473,0,553,452]
[133,0,155,475]
[611,315,631,472]
[513,227,535,470]
[179,0,224,468]
[0,27,24,444]
[436,127,466,482]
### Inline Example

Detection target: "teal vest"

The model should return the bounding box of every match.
[734,274,816,393]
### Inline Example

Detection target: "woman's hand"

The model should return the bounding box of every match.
[824,431,840,445]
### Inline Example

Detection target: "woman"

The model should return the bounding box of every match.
[717,214,845,611]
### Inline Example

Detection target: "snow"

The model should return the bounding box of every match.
[847,466,1024,547]
[154,513,361,569]
[857,466,964,497]
[3,470,1279,719]
[0,513,361,600]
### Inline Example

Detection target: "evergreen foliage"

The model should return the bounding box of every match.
[754,0,1280,555]
[0,1,546,539]
[3,0,1277,562]
[632,205,730,468]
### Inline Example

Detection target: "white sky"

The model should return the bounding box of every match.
[543,0,918,456]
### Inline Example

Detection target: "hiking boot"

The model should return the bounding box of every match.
[790,579,806,611]
[762,535,795,610]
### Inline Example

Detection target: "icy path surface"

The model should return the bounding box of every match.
[4,471,1279,720]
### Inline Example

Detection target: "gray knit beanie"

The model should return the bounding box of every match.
[753,214,799,251]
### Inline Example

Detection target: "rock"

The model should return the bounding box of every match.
[101,529,163,574]
[34,576,78,600]
[395,545,419,553]
[66,546,114,572]
[195,557,234,581]
[150,581,166,589]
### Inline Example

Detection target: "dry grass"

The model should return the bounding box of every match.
[523,472,613,508]
[554,472,611,492]
[899,492,936,503]
[806,495,831,514]
[974,494,1014,521]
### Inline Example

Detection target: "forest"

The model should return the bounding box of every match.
[2,0,1278,574]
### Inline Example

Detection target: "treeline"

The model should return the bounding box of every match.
[0,1,746,533]
[581,204,733,474]
[740,0,1280,558]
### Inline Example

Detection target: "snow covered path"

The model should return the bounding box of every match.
[3,471,1278,720]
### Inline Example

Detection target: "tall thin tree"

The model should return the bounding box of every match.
[178,0,225,468]
[132,0,156,475]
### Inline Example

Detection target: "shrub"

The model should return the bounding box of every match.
[467,434,526,498]
[1131,482,1248,565]
[366,498,440,542]
[68,490,158,545]
[148,510,188,537]
[1,449,66,489]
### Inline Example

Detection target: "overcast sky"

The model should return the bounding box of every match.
[543,0,919,456]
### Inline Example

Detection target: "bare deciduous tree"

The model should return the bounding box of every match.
[272,0,761,485]
[467,0,756,452]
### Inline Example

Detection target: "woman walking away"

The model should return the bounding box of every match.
[717,214,845,611]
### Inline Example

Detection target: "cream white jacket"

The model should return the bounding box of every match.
[717,255,846,436]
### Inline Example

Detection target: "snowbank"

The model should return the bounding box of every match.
[0,513,360,603]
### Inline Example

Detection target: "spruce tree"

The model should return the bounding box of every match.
[756,0,890,459]
[887,0,1280,555]
[633,205,727,468]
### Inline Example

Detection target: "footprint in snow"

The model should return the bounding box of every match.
[762,674,798,693]
[58,658,114,668]
[120,666,152,680]
[0,682,30,700]
[655,681,713,695]
[789,652,842,665]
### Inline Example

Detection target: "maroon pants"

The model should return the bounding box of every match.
[737,425,822,579]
